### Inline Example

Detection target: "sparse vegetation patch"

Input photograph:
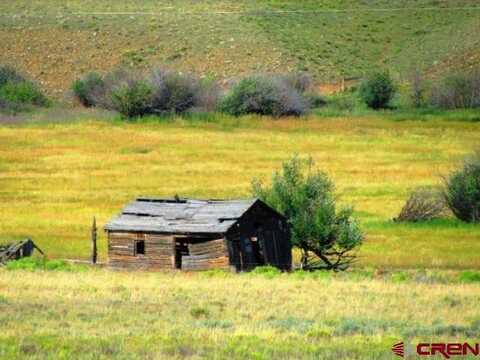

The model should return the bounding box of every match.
[0,65,48,114]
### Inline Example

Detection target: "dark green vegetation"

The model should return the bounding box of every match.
[444,151,480,223]
[0,65,48,114]
[72,67,218,117]
[69,64,480,119]
[220,75,310,117]
[254,156,363,270]
[359,72,396,109]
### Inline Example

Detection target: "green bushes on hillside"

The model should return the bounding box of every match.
[0,65,48,113]
[70,64,480,118]
[219,74,310,117]
[359,71,396,109]
[72,68,313,118]
[109,73,153,118]
[72,67,219,118]
[430,68,480,109]
[72,72,105,107]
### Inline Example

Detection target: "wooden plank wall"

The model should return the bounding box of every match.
[108,232,175,270]
[226,204,292,271]
[181,238,230,271]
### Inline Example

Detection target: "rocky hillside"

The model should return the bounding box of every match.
[1,0,479,97]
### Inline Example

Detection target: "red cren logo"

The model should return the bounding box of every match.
[392,341,480,358]
[417,343,480,358]
[392,341,405,357]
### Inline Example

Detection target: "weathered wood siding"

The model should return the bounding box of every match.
[106,199,291,272]
[181,238,230,271]
[226,202,291,271]
[108,231,175,270]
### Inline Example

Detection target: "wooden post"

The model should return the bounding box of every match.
[91,216,97,264]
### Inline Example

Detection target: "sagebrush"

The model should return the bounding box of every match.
[430,68,480,109]
[443,151,480,223]
[395,187,446,222]
[220,74,310,117]
[72,72,105,107]
[72,67,219,118]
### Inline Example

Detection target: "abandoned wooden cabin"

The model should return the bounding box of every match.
[104,197,292,271]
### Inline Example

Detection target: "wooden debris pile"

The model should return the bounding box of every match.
[0,238,44,265]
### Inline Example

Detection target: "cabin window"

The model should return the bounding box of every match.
[134,240,145,256]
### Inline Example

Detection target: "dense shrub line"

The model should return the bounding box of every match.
[2,62,479,117]
[0,65,48,113]
[71,64,480,117]
[73,67,314,118]
[72,67,219,118]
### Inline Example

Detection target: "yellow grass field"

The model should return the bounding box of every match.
[1,269,479,359]
[0,113,479,268]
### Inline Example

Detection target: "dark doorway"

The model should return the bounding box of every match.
[174,239,189,269]
[134,240,145,256]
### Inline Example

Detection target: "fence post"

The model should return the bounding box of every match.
[91,216,97,264]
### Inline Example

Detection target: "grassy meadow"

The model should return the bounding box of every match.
[2,1,480,359]
[0,112,479,268]
[1,268,480,359]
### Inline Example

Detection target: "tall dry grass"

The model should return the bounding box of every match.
[1,269,479,359]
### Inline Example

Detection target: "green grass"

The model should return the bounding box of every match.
[4,257,87,272]
[0,111,479,268]
[0,269,479,359]
[0,0,479,95]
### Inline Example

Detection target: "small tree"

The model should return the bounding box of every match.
[252,156,363,270]
[443,151,480,223]
[359,71,396,109]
